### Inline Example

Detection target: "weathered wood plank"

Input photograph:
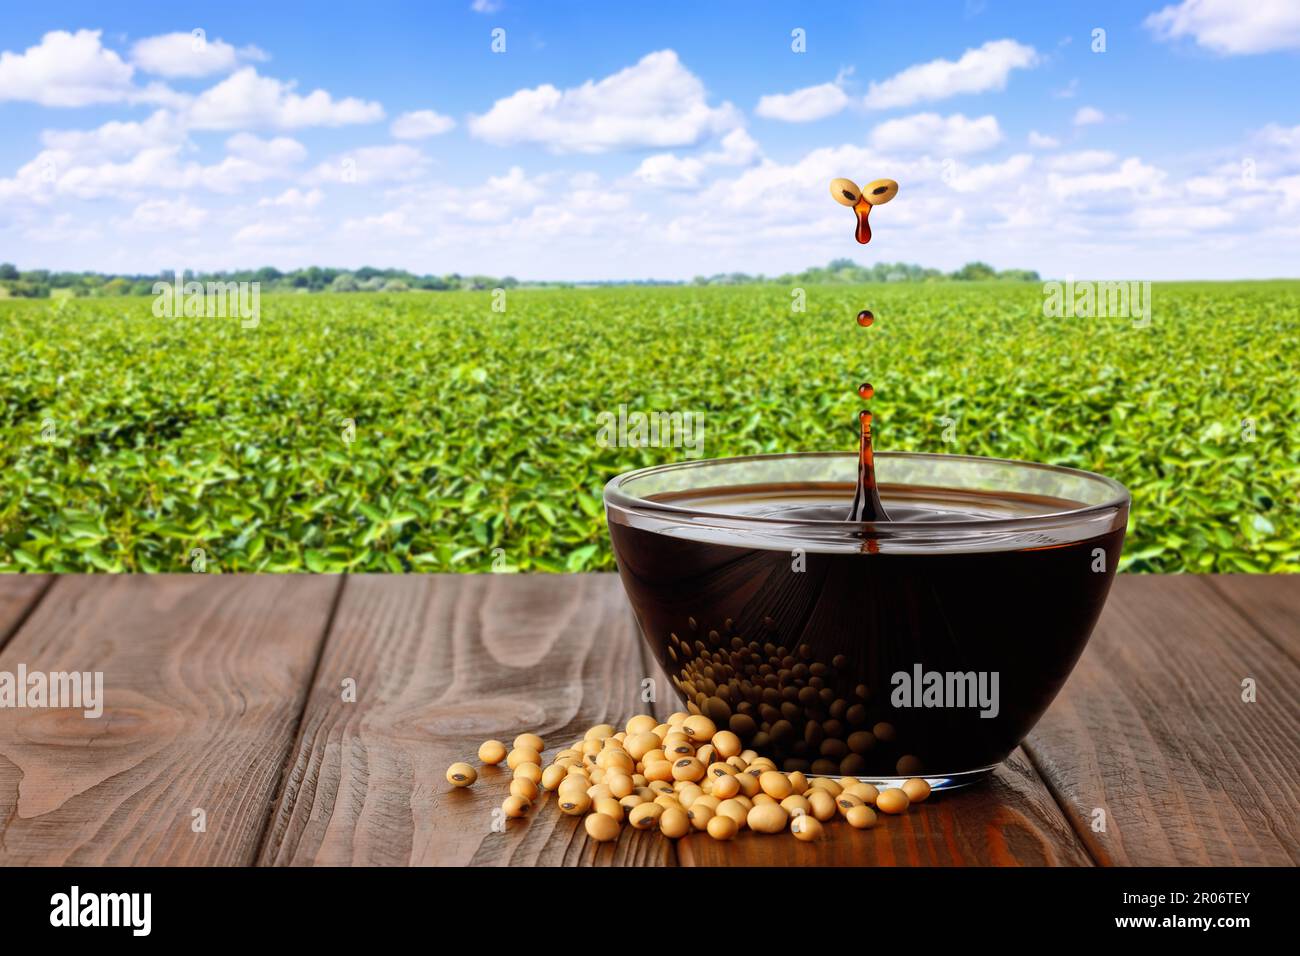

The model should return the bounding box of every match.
[0,576,51,651]
[1025,575,1300,866]
[259,573,676,866]
[676,746,1094,866]
[0,574,340,865]
[1202,574,1300,662]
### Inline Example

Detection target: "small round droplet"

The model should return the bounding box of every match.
[856,310,874,327]
[859,409,872,425]
[858,382,874,400]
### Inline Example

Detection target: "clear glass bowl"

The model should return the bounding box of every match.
[605,452,1130,789]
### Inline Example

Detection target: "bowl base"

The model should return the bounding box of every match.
[815,765,997,792]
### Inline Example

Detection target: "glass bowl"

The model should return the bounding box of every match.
[604,451,1130,789]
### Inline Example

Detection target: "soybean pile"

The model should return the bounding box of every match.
[1,281,1296,573]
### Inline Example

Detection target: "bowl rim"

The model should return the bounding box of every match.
[603,450,1131,532]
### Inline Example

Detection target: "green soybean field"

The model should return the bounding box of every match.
[1,282,1296,573]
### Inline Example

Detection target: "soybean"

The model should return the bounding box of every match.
[682,715,717,742]
[584,812,620,843]
[876,788,911,814]
[716,798,749,827]
[845,805,877,829]
[477,740,507,765]
[672,757,706,783]
[706,815,738,841]
[807,789,837,822]
[510,778,539,802]
[660,807,690,839]
[713,775,740,799]
[747,803,790,834]
[791,814,825,842]
[629,803,665,829]
[759,771,793,800]
[446,762,477,788]
[606,771,635,798]
[513,733,544,753]
[688,803,715,830]
[902,777,931,803]
[502,795,531,818]
[712,730,742,759]
[558,792,591,816]
[540,764,567,792]
[507,747,541,770]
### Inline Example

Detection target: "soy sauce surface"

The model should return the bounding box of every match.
[608,483,1124,777]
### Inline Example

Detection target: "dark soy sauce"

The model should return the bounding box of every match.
[607,483,1125,778]
[854,202,872,244]
[848,410,889,523]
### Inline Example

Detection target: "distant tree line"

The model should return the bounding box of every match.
[0,259,1038,299]
[693,259,1040,286]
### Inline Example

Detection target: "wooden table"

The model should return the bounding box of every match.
[0,574,1295,867]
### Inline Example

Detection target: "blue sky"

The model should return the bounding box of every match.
[1,0,1298,279]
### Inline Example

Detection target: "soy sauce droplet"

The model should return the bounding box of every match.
[858,382,874,400]
[857,309,874,327]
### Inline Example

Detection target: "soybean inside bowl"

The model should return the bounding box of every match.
[604,452,1129,789]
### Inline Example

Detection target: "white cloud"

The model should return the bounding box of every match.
[124,196,210,232]
[755,81,850,122]
[634,154,708,189]
[0,30,135,107]
[1047,157,1166,199]
[1132,204,1235,230]
[2,129,306,201]
[1053,78,1079,99]
[258,187,324,208]
[706,128,761,166]
[863,39,1038,109]
[1073,106,1106,126]
[308,144,429,184]
[188,67,384,130]
[225,132,307,165]
[1047,150,1117,172]
[341,209,421,238]
[1145,0,1300,54]
[391,109,455,139]
[870,113,1002,154]
[130,32,266,78]
[234,219,319,243]
[470,0,503,12]
[634,129,762,189]
[1028,130,1060,148]
[944,153,1034,193]
[40,110,186,159]
[468,50,739,153]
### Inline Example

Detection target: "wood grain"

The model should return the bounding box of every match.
[1,573,1295,867]
[1202,574,1300,663]
[0,576,51,651]
[0,574,340,865]
[1024,575,1300,866]
[677,747,1094,866]
[259,573,676,866]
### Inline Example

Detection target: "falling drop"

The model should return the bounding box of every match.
[858,382,874,400]
[856,309,874,327]
[854,201,873,244]
[847,408,890,524]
